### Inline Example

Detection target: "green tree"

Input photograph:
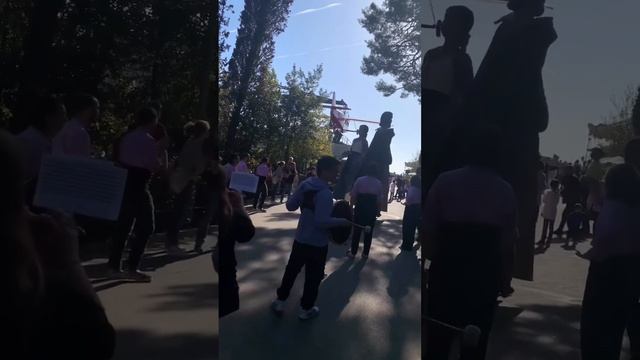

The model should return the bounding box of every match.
[589,86,639,157]
[360,0,421,98]
[222,0,294,153]
[280,65,330,165]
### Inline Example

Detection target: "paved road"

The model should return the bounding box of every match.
[484,204,634,360]
[220,201,421,360]
[84,232,218,360]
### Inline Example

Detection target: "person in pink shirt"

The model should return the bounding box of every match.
[235,154,250,173]
[254,158,271,211]
[52,93,99,157]
[347,162,384,259]
[108,107,164,282]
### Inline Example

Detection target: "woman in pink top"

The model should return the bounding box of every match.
[253,158,271,211]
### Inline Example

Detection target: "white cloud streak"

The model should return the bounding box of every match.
[294,2,342,16]
[274,41,364,60]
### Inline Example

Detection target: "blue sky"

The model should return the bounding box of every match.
[223,0,420,174]
[422,0,640,162]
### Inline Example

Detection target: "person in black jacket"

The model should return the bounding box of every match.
[208,163,256,318]
[360,112,395,211]
[1,130,115,359]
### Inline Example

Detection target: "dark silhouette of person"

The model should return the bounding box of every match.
[334,124,369,199]
[424,126,517,360]
[360,112,394,211]
[422,6,474,194]
[1,130,115,359]
[455,0,557,281]
[580,139,640,360]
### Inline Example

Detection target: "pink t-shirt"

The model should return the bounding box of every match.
[118,128,159,171]
[256,163,270,177]
[52,119,91,157]
[351,175,384,203]
[235,161,249,173]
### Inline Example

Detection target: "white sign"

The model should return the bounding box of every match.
[34,155,128,221]
[229,172,259,193]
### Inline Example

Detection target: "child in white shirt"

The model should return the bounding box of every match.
[538,179,560,247]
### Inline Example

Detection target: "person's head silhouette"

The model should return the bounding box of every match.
[380,112,393,128]
[441,6,474,50]
[507,0,546,17]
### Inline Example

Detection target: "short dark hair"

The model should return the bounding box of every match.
[135,107,158,127]
[32,95,64,130]
[316,156,340,176]
[380,112,393,127]
[65,93,98,117]
[445,6,474,34]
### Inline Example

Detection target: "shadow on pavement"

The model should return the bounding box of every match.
[145,283,218,312]
[223,213,420,360]
[114,329,217,360]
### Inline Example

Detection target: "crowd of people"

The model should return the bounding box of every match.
[3,90,249,356]
[215,109,424,321]
[421,1,640,359]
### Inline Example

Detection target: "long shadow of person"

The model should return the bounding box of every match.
[386,251,421,359]
[315,258,368,323]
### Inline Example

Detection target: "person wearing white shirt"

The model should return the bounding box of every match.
[334,125,369,199]
[253,158,272,211]
[401,176,422,251]
[166,120,211,255]
[52,94,99,157]
[537,179,560,247]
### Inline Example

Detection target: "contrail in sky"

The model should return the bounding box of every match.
[294,2,342,16]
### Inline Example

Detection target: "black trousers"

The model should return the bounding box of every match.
[581,257,640,360]
[277,241,328,310]
[253,176,267,209]
[351,194,379,256]
[109,170,155,271]
[402,204,421,249]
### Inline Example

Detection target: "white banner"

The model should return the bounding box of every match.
[34,155,127,220]
[229,172,259,193]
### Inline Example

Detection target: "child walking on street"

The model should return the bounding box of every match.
[538,179,560,247]
[271,156,351,320]
[347,163,384,259]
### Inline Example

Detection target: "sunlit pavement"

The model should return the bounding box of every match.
[486,204,633,360]
[220,201,421,360]
[85,233,218,360]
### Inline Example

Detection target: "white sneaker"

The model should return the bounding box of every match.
[298,306,320,320]
[346,250,355,259]
[127,271,152,283]
[271,299,285,316]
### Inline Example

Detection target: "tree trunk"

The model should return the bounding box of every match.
[13,0,66,132]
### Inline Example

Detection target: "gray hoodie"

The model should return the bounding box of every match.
[287,177,351,247]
